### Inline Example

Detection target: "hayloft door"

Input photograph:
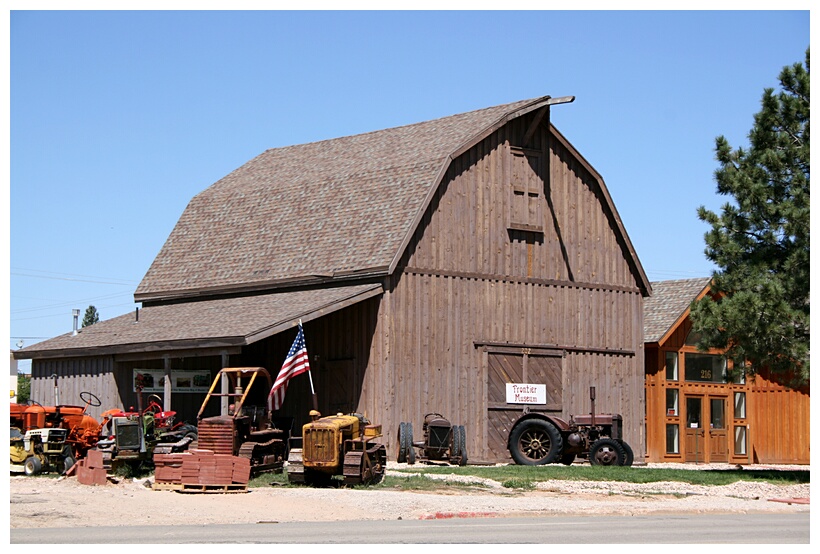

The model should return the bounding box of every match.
[485,346,563,462]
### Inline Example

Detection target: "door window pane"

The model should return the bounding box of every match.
[710,398,725,430]
[665,352,678,381]
[686,397,702,428]
[684,353,727,383]
[666,388,679,416]
[666,424,680,454]
[734,426,747,455]
[734,392,746,419]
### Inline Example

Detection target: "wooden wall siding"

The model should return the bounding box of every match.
[746,373,810,464]
[30,357,117,423]
[378,114,645,462]
[645,339,810,464]
[402,116,638,291]
[239,296,382,435]
[379,270,645,462]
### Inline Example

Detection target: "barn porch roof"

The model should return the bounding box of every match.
[13,282,382,360]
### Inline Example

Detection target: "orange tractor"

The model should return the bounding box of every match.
[10,391,105,460]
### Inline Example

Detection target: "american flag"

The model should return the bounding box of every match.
[268,325,311,411]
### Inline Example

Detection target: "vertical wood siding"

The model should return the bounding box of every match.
[375,114,646,462]
[645,318,809,464]
[30,357,117,423]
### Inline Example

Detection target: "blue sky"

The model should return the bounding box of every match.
[4,8,811,372]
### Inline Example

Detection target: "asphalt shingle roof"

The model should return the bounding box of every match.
[643,278,711,344]
[16,283,382,357]
[135,97,546,301]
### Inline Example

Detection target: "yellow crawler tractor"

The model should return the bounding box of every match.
[287,411,386,486]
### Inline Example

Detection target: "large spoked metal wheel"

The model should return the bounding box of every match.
[589,438,626,466]
[509,419,563,465]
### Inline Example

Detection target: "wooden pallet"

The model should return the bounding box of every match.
[176,483,248,494]
[151,482,184,491]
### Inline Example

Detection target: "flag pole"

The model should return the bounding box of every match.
[300,319,320,412]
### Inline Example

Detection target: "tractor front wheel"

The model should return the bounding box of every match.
[618,440,634,467]
[24,456,42,476]
[589,438,626,466]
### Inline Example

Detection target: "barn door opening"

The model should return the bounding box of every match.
[485,346,563,462]
[322,359,359,415]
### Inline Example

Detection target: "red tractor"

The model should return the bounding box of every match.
[507,387,634,467]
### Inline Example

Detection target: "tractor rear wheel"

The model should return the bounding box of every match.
[397,422,409,463]
[449,425,468,466]
[402,422,415,464]
[589,438,626,466]
[61,447,76,474]
[509,419,563,465]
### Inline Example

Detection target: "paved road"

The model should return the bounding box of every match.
[11,513,809,543]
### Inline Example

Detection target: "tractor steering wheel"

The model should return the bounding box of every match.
[146,394,164,413]
[80,391,102,408]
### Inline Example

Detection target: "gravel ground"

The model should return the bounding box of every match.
[7,461,810,529]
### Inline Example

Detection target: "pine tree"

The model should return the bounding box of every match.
[690,48,810,385]
[82,305,100,328]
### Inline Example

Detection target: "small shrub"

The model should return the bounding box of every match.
[502,478,535,490]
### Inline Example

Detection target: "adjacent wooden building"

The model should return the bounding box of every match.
[15,96,652,462]
[644,278,810,464]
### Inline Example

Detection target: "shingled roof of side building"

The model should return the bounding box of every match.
[643,277,712,344]
[135,97,550,302]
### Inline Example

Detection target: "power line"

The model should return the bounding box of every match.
[11,271,138,286]
[10,291,132,314]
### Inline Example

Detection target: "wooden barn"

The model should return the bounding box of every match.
[644,278,810,464]
[14,95,652,463]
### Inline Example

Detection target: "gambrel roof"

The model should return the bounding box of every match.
[643,278,712,344]
[18,95,651,359]
[136,95,648,302]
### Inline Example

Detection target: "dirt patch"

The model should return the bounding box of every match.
[8,464,809,529]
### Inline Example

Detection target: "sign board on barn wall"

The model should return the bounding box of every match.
[133,369,211,393]
[505,383,547,404]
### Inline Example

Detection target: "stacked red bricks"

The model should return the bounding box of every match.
[75,449,109,486]
[154,449,250,487]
